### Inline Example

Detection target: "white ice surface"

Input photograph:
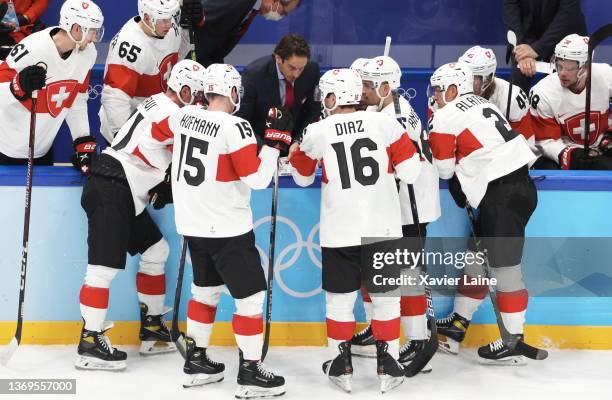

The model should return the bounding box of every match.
[1,346,611,399]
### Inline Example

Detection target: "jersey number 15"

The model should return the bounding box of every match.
[177,134,209,186]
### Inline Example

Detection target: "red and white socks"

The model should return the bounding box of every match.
[79,264,118,332]
[137,239,169,316]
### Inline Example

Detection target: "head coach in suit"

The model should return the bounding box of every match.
[181,0,302,67]
[236,33,320,147]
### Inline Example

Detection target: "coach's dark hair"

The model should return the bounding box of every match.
[274,33,310,61]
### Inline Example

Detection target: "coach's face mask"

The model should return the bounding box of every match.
[263,1,285,21]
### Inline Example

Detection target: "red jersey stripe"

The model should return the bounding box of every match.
[151,117,173,142]
[531,114,562,141]
[289,146,318,177]
[456,128,484,162]
[229,143,261,178]
[388,133,416,166]
[430,131,456,160]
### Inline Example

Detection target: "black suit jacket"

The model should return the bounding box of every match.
[194,0,256,67]
[503,0,587,61]
[236,54,321,144]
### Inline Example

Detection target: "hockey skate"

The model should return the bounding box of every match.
[236,350,286,399]
[183,336,225,388]
[322,341,353,393]
[398,339,432,373]
[349,325,376,358]
[139,303,177,355]
[436,312,470,355]
[477,337,527,366]
[75,322,127,371]
[376,341,405,394]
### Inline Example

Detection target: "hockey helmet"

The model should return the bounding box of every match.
[59,0,105,44]
[204,63,243,114]
[317,68,362,116]
[138,0,180,35]
[553,34,589,68]
[429,62,474,98]
[167,59,206,105]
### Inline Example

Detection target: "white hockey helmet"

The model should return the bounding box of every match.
[349,57,369,75]
[138,0,180,36]
[360,56,402,89]
[167,59,206,105]
[429,62,474,99]
[204,63,243,114]
[59,0,105,45]
[553,34,589,67]
[317,68,362,116]
[459,46,497,77]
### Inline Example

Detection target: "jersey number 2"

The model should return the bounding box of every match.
[482,107,517,142]
[177,134,209,186]
[331,138,379,189]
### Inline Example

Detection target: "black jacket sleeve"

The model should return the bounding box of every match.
[530,0,583,60]
[503,0,525,43]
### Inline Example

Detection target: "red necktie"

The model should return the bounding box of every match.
[284,80,294,109]
[237,9,259,37]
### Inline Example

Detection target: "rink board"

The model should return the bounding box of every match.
[1,168,612,348]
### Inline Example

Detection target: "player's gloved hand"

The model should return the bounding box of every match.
[71,135,97,176]
[598,132,612,157]
[448,174,467,208]
[149,166,173,210]
[180,0,204,28]
[10,65,46,101]
[264,107,293,153]
[16,14,29,26]
[558,146,612,170]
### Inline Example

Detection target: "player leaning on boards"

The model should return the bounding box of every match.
[289,68,422,393]
[428,62,537,365]
[0,0,102,172]
[76,60,206,371]
[530,34,612,170]
[349,56,441,374]
[98,0,195,142]
[152,63,290,398]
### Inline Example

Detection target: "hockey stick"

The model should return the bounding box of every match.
[384,35,438,375]
[583,24,612,154]
[170,237,188,359]
[505,30,517,120]
[390,90,439,377]
[261,162,280,361]
[1,90,39,366]
[465,206,548,361]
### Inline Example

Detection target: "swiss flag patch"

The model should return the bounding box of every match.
[45,81,79,117]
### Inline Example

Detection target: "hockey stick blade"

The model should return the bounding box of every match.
[505,30,516,64]
[0,337,18,366]
[589,24,612,51]
[515,338,548,360]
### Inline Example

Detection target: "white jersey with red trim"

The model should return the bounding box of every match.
[153,107,279,238]
[290,111,422,248]
[529,63,612,164]
[379,97,441,225]
[103,93,179,214]
[488,77,534,141]
[99,17,190,141]
[429,94,535,208]
[0,27,94,158]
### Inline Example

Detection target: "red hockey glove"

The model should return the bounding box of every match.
[264,107,293,152]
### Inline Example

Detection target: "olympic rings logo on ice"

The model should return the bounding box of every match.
[87,84,104,100]
[397,87,417,101]
[253,215,322,299]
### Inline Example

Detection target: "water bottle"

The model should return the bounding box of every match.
[2,1,20,32]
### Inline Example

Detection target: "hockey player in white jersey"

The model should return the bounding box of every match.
[0,0,103,171]
[76,60,206,371]
[290,68,422,393]
[98,0,192,142]
[348,56,440,372]
[458,46,534,144]
[151,63,288,398]
[428,62,537,365]
[530,34,612,170]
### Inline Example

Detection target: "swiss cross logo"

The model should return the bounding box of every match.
[583,37,589,44]
[45,81,78,117]
[377,59,384,66]
[82,2,89,9]
[332,69,340,75]
[159,53,179,92]
[485,50,492,58]
[193,64,200,71]
[563,111,603,145]
[564,39,572,45]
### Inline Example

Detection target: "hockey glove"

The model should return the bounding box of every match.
[598,132,612,157]
[71,136,97,176]
[149,166,173,210]
[559,146,612,170]
[448,174,467,208]
[264,107,293,153]
[10,65,46,101]
[180,0,204,28]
